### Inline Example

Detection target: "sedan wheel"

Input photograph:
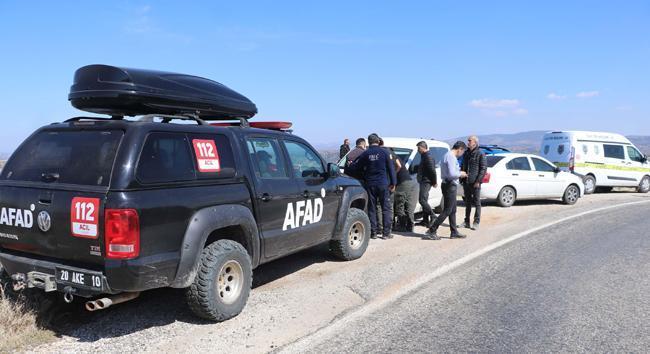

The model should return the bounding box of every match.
[563,185,580,205]
[497,186,516,207]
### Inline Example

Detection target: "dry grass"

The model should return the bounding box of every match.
[0,273,56,352]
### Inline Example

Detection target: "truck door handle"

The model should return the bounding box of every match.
[538,175,545,177]
[259,193,272,202]
[511,173,519,176]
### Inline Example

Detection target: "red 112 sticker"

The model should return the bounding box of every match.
[192,139,221,172]
[71,197,100,238]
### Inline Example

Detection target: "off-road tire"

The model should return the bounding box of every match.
[562,184,580,205]
[583,175,596,194]
[330,208,370,261]
[638,176,650,193]
[497,186,516,207]
[186,239,252,322]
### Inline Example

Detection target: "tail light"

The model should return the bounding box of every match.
[104,209,140,259]
[482,171,491,184]
[569,146,576,172]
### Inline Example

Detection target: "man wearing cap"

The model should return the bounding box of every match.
[426,141,467,240]
[349,134,397,239]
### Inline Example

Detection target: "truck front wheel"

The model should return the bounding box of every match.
[330,208,370,261]
[186,239,252,322]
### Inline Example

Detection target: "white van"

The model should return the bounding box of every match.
[339,137,450,213]
[540,131,650,194]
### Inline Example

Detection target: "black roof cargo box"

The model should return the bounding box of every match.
[69,65,257,119]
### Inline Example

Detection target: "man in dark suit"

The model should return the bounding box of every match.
[339,138,351,159]
[416,141,438,227]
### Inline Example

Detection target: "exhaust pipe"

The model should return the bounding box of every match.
[85,292,140,312]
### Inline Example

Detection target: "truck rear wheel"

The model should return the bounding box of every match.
[186,239,252,322]
[562,184,580,205]
[330,208,370,261]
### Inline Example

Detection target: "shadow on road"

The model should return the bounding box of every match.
[23,244,338,343]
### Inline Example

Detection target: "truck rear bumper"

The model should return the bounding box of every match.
[0,251,180,297]
[0,252,113,298]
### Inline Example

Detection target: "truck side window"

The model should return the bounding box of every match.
[137,132,196,183]
[246,138,288,179]
[626,146,644,162]
[284,141,324,179]
[603,144,625,160]
[506,157,531,171]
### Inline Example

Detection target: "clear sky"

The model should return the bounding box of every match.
[0,1,648,153]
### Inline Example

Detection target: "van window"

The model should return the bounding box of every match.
[626,146,644,162]
[409,147,448,173]
[506,157,531,171]
[603,144,625,160]
[1,130,123,186]
[137,132,196,184]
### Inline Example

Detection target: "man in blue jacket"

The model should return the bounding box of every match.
[350,133,397,239]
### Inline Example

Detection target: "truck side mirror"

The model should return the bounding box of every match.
[327,163,341,178]
[553,166,561,173]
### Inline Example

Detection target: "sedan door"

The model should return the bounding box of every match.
[504,157,536,198]
[531,157,566,197]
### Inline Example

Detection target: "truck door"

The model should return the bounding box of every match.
[282,140,338,246]
[245,137,301,260]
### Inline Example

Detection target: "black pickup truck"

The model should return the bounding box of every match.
[0,65,370,321]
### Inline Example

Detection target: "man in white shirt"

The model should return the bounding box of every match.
[426,141,468,240]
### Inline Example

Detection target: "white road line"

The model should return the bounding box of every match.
[280,199,650,353]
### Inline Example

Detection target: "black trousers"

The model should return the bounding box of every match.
[431,182,458,234]
[367,185,392,234]
[463,183,482,223]
[418,182,434,216]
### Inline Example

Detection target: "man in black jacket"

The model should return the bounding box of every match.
[339,138,351,159]
[416,141,438,227]
[461,135,487,230]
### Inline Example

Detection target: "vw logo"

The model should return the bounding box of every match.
[37,211,52,232]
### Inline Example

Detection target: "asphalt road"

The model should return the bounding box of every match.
[306,203,650,353]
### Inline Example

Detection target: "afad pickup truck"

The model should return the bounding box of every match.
[0,65,370,321]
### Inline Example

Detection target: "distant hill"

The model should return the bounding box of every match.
[449,131,650,155]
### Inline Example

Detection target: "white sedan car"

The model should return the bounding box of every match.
[482,153,584,207]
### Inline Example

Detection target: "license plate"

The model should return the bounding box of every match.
[55,267,103,290]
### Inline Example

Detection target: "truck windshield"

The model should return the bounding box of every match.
[1,130,123,186]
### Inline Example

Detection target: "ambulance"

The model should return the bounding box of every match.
[540,131,650,194]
